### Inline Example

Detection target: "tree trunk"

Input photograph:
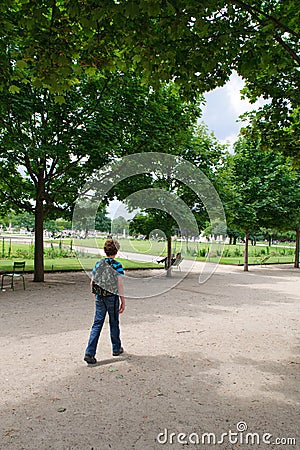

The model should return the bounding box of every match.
[268,235,272,247]
[244,229,249,272]
[185,236,189,254]
[166,235,172,278]
[295,227,300,269]
[34,197,45,282]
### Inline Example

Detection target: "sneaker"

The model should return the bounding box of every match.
[84,354,97,364]
[112,347,124,356]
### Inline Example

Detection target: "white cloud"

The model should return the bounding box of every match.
[107,198,139,220]
[220,133,240,153]
[201,71,267,147]
[225,72,248,116]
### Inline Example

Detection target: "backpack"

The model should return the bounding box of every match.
[92,258,118,296]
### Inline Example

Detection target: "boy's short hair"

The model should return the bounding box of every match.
[104,239,120,257]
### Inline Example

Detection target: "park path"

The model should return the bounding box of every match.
[0,265,299,449]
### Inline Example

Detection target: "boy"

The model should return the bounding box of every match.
[84,239,125,364]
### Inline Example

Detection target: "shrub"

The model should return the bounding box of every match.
[198,248,206,257]
[234,247,243,257]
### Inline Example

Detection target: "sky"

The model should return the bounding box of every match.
[107,71,265,219]
[201,71,265,149]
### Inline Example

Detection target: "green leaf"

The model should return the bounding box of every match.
[85,67,97,77]
[54,95,66,105]
[15,60,28,70]
[8,85,20,94]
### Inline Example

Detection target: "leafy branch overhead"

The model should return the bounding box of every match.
[1,1,299,97]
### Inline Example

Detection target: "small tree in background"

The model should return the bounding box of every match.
[227,131,300,271]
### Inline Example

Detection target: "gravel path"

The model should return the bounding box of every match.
[0,264,299,449]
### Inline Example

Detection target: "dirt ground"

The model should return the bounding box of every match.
[0,263,299,450]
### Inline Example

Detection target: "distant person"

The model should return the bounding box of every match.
[157,253,175,269]
[84,239,125,365]
[174,252,182,262]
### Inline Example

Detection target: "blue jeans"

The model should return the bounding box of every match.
[85,295,121,356]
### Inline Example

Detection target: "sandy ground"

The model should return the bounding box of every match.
[0,263,299,450]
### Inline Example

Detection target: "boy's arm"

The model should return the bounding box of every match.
[118,276,125,313]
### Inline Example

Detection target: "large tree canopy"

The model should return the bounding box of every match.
[0,73,199,281]
[1,0,299,96]
[2,1,299,164]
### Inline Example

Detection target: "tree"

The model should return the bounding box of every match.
[118,125,227,275]
[95,209,111,233]
[0,211,35,232]
[43,218,70,235]
[226,131,300,270]
[129,213,153,239]
[0,74,200,281]
[240,53,299,165]
[111,216,129,235]
[0,77,115,281]
[3,0,298,172]
[1,1,298,98]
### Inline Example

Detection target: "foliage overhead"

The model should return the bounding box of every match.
[1,0,299,98]
[2,0,298,161]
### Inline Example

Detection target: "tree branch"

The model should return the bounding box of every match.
[24,153,38,186]
[46,156,59,181]
[233,0,300,41]
[1,179,34,213]
[48,155,86,181]
[232,0,300,65]
[273,33,300,66]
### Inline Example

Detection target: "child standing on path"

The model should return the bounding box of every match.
[84,239,125,365]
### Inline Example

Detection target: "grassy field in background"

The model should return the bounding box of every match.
[0,255,161,272]
[0,241,161,271]
[71,237,296,265]
[0,237,296,271]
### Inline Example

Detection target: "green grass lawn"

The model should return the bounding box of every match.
[68,238,296,264]
[0,256,161,273]
[0,240,161,272]
[0,238,296,272]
